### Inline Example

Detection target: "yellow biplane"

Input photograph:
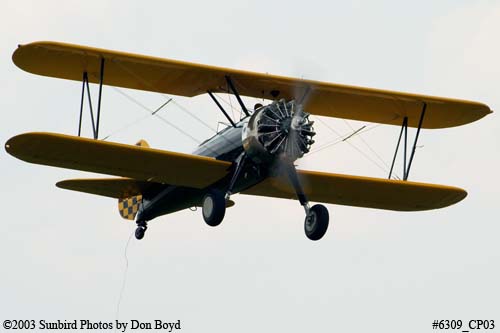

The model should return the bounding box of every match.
[5,41,492,240]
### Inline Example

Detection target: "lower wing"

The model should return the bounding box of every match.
[242,170,466,211]
[5,132,231,189]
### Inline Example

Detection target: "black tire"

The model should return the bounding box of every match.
[202,190,226,227]
[135,226,146,240]
[304,204,329,241]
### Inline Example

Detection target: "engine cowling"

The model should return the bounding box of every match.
[242,99,315,164]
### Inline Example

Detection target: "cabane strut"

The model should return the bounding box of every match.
[225,76,250,117]
[207,90,236,127]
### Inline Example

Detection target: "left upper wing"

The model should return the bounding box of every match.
[242,170,466,211]
[5,132,231,189]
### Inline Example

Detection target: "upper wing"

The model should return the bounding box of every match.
[5,132,231,189]
[13,41,491,129]
[242,170,467,211]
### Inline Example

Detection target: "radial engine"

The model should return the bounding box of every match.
[242,99,316,164]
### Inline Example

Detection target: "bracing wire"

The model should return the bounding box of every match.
[342,119,394,173]
[109,87,202,145]
[307,124,378,154]
[313,122,401,180]
[169,99,217,133]
[214,92,243,118]
[110,59,239,150]
[309,117,396,177]
[102,95,172,141]
[226,82,236,121]
[112,59,221,134]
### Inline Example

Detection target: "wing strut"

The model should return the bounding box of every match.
[225,76,250,117]
[388,103,427,180]
[77,58,105,139]
[207,90,236,127]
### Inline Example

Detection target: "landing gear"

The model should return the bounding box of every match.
[201,152,248,227]
[304,204,329,241]
[202,190,226,227]
[135,221,147,240]
[284,161,330,241]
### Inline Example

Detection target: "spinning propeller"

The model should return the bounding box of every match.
[255,99,315,162]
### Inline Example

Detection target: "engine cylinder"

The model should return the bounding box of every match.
[242,99,315,164]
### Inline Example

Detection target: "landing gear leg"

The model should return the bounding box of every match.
[135,220,147,240]
[225,152,248,200]
[284,162,329,241]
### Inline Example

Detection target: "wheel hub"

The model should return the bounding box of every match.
[305,211,317,233]
[203,196,214,218]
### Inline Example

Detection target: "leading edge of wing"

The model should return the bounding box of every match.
[241,170,467,211]
[13,41,491,129]
[5,132,231,189]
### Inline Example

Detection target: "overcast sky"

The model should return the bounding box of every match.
[1,1,498,332]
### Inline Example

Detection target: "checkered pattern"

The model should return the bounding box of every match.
[118,195,142,220]
[117,139,148,220]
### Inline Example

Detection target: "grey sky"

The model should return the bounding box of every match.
[1,1,498,332]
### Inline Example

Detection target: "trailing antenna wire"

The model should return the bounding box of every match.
[114,231,134,333]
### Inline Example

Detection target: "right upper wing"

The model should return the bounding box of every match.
[5,132,231,189]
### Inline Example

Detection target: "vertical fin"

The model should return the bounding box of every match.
[135,139,150,148]
[117,139,149,220]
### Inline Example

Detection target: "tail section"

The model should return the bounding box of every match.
[135,139,150,148]
[117,139,149,220]
[118,195,143,220]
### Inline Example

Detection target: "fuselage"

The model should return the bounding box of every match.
[137,99,315,222]
[138,117,267,221]
[193,118,247,161]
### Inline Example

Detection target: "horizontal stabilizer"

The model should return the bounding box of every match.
[242,170,467,211]
[13,41,491,128]
[56,178,161,199]
[6,132,231,189]
[57,177,236,210]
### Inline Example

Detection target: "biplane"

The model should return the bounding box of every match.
[5,41,492,241]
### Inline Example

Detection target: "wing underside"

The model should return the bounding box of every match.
[5,132,231,189]
[56,178,161,199]
[242,170,467,211]
[12,41,491,128]
[6,132,466,212]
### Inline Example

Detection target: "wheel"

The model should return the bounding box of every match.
[202,190,226,227]
[304,204,329,241]
[135,225,147,240]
